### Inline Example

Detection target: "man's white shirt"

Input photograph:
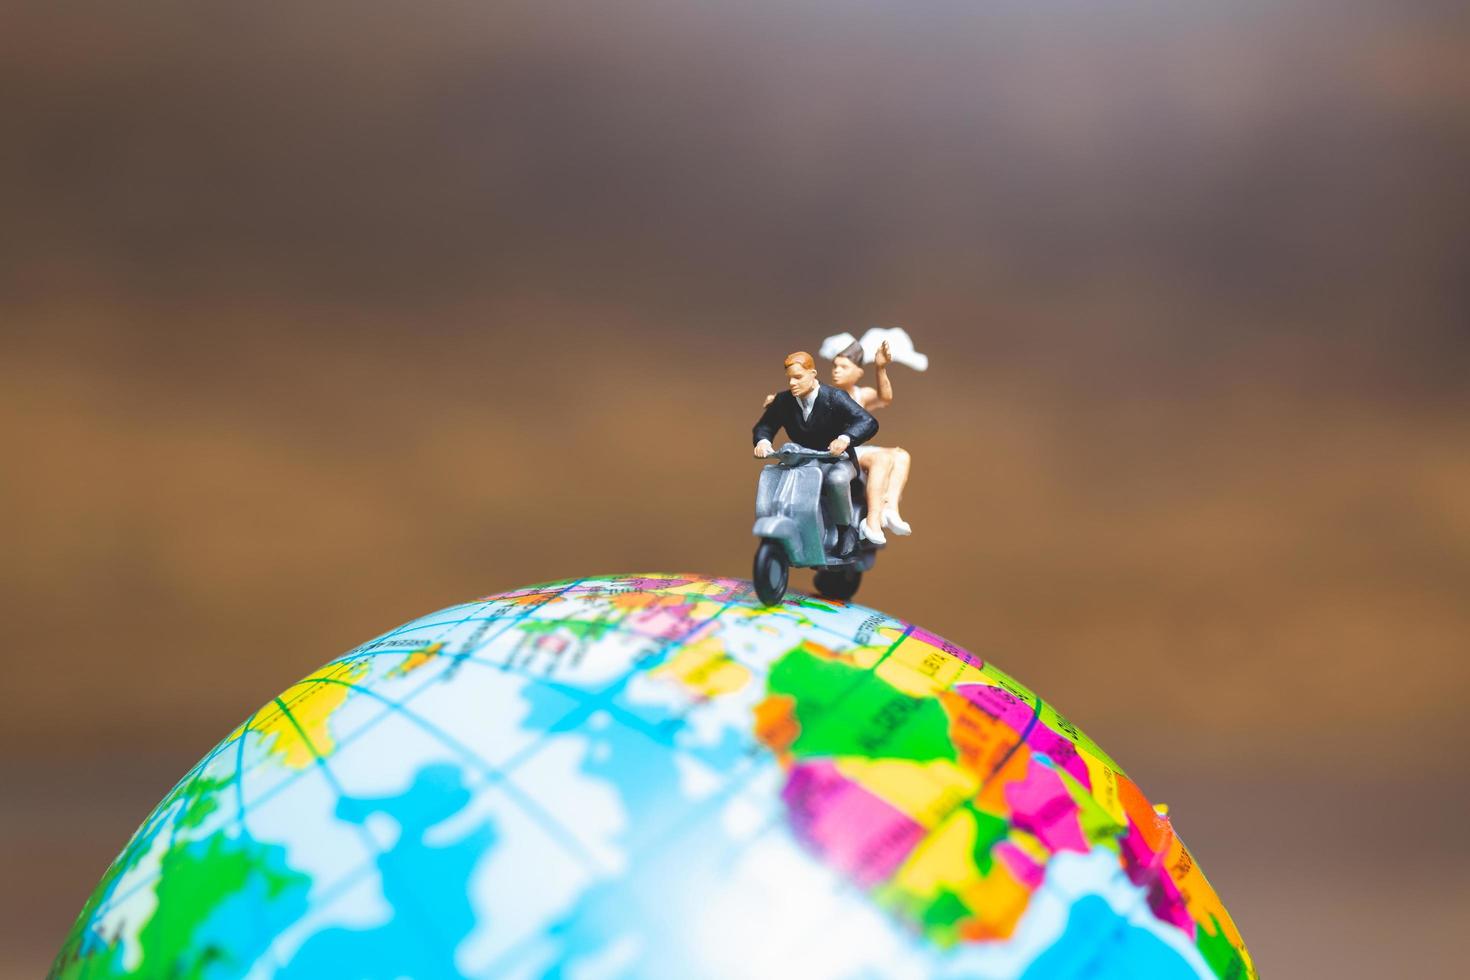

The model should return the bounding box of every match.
[797,387,818,420]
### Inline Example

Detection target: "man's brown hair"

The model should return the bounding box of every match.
[784,351,816,371]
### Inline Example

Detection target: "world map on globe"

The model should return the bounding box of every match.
[53,574,1254,979]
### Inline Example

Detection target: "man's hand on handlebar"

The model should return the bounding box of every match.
[828,435,851,455]
[754,439,774,458]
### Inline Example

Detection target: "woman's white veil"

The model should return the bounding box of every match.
[818,327,928,371]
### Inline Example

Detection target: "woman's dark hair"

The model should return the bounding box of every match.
[834,340,865,365]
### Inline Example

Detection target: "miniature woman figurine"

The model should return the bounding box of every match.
[828,338,912,545]
[763,328,925,545]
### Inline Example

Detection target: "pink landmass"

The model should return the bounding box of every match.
[781,759,926,888]
[630,604,697,638]
[1120,824,1196,936]
[620,576,692,592]
[994,841,1046,889]
[1004,758,1089,855]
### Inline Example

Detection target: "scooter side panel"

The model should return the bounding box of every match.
[754,464,826,566]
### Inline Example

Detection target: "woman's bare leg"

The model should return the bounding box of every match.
[855,453,880,533]
[883,447,912,534]
[864,452,894,538]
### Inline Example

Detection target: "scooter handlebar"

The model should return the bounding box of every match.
[756,444,843,462]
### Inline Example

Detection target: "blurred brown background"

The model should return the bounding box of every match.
[2,0,1467,976]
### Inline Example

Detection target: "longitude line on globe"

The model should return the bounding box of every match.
[270,695,459,960]
[302,675,605,874]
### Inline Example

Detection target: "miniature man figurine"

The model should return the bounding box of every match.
[753,351,879,556]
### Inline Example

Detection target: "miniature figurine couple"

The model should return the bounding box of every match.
[752,328,925,553]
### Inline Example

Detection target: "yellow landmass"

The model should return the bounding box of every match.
[890,804,982,898]
[846,643,887,670]
[1007,827,1051,865]
[652,636,751,697]
[833,757,978,829]
[884,802,1035,942]
[1079,754,1127,825]
[389,641,444,678]
[501,591,565,607]
[247,658,370,768]
[874,631,990,697]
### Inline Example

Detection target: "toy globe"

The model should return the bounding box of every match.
[53,574,1253,979]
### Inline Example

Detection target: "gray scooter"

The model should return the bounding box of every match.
[751,444,882,605]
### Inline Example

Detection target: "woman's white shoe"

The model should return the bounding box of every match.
[859,521,887,545]
[881,509,912,536]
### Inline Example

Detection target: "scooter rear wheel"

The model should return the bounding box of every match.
[753,539,790,606]
[813,567,862,602]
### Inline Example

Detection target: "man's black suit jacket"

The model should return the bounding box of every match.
[752,385,879,464]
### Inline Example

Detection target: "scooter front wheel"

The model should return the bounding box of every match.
[753,539,790,606]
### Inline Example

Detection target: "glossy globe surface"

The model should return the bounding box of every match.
[54,574,1253,979]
